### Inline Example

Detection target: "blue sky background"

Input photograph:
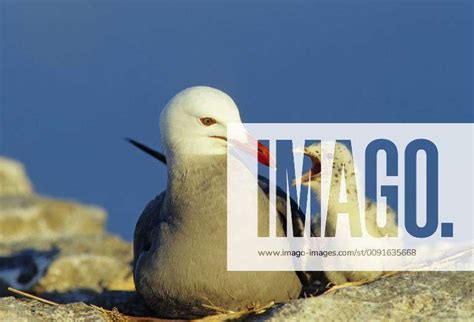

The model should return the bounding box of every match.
[1,1,472,240]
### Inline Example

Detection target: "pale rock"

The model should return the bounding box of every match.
[0,158,33,197]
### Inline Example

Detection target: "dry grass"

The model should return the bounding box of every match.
[200,300,276,321]
[8,287,130,322]
[323,271,401,294]
[7,287,59,306]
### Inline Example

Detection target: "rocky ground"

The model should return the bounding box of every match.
[0,157,473,321]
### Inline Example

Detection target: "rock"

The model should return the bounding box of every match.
[0,249,58,296]
[0,196,106,243]
[0,158,33,197]
[2,273,472,321]
[0,157,133,299]
[32,235,133,293]
[0,234,133,295]
[257,272,474,321]
[0,297,112,321]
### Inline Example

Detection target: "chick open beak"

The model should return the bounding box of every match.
[292,147,322,185]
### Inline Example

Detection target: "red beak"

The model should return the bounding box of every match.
[211,132,274,168]
[257,141,273,167]
[226,134,274,168]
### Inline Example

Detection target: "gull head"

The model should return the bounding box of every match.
[296,142,354,188]
[159,86,271,165]
[160,86,242,159]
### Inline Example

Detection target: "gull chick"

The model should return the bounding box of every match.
[298,142,398,286]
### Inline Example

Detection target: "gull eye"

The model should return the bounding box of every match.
[199,117,217,126]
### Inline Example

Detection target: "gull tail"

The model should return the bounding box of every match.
[125,138,167,165]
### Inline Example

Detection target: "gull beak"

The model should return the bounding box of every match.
[232,133,275,169]
[292,147,320,186]
[246,134,275,168]
[223,132,275,168]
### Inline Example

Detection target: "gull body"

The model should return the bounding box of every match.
[133,86,303,318]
